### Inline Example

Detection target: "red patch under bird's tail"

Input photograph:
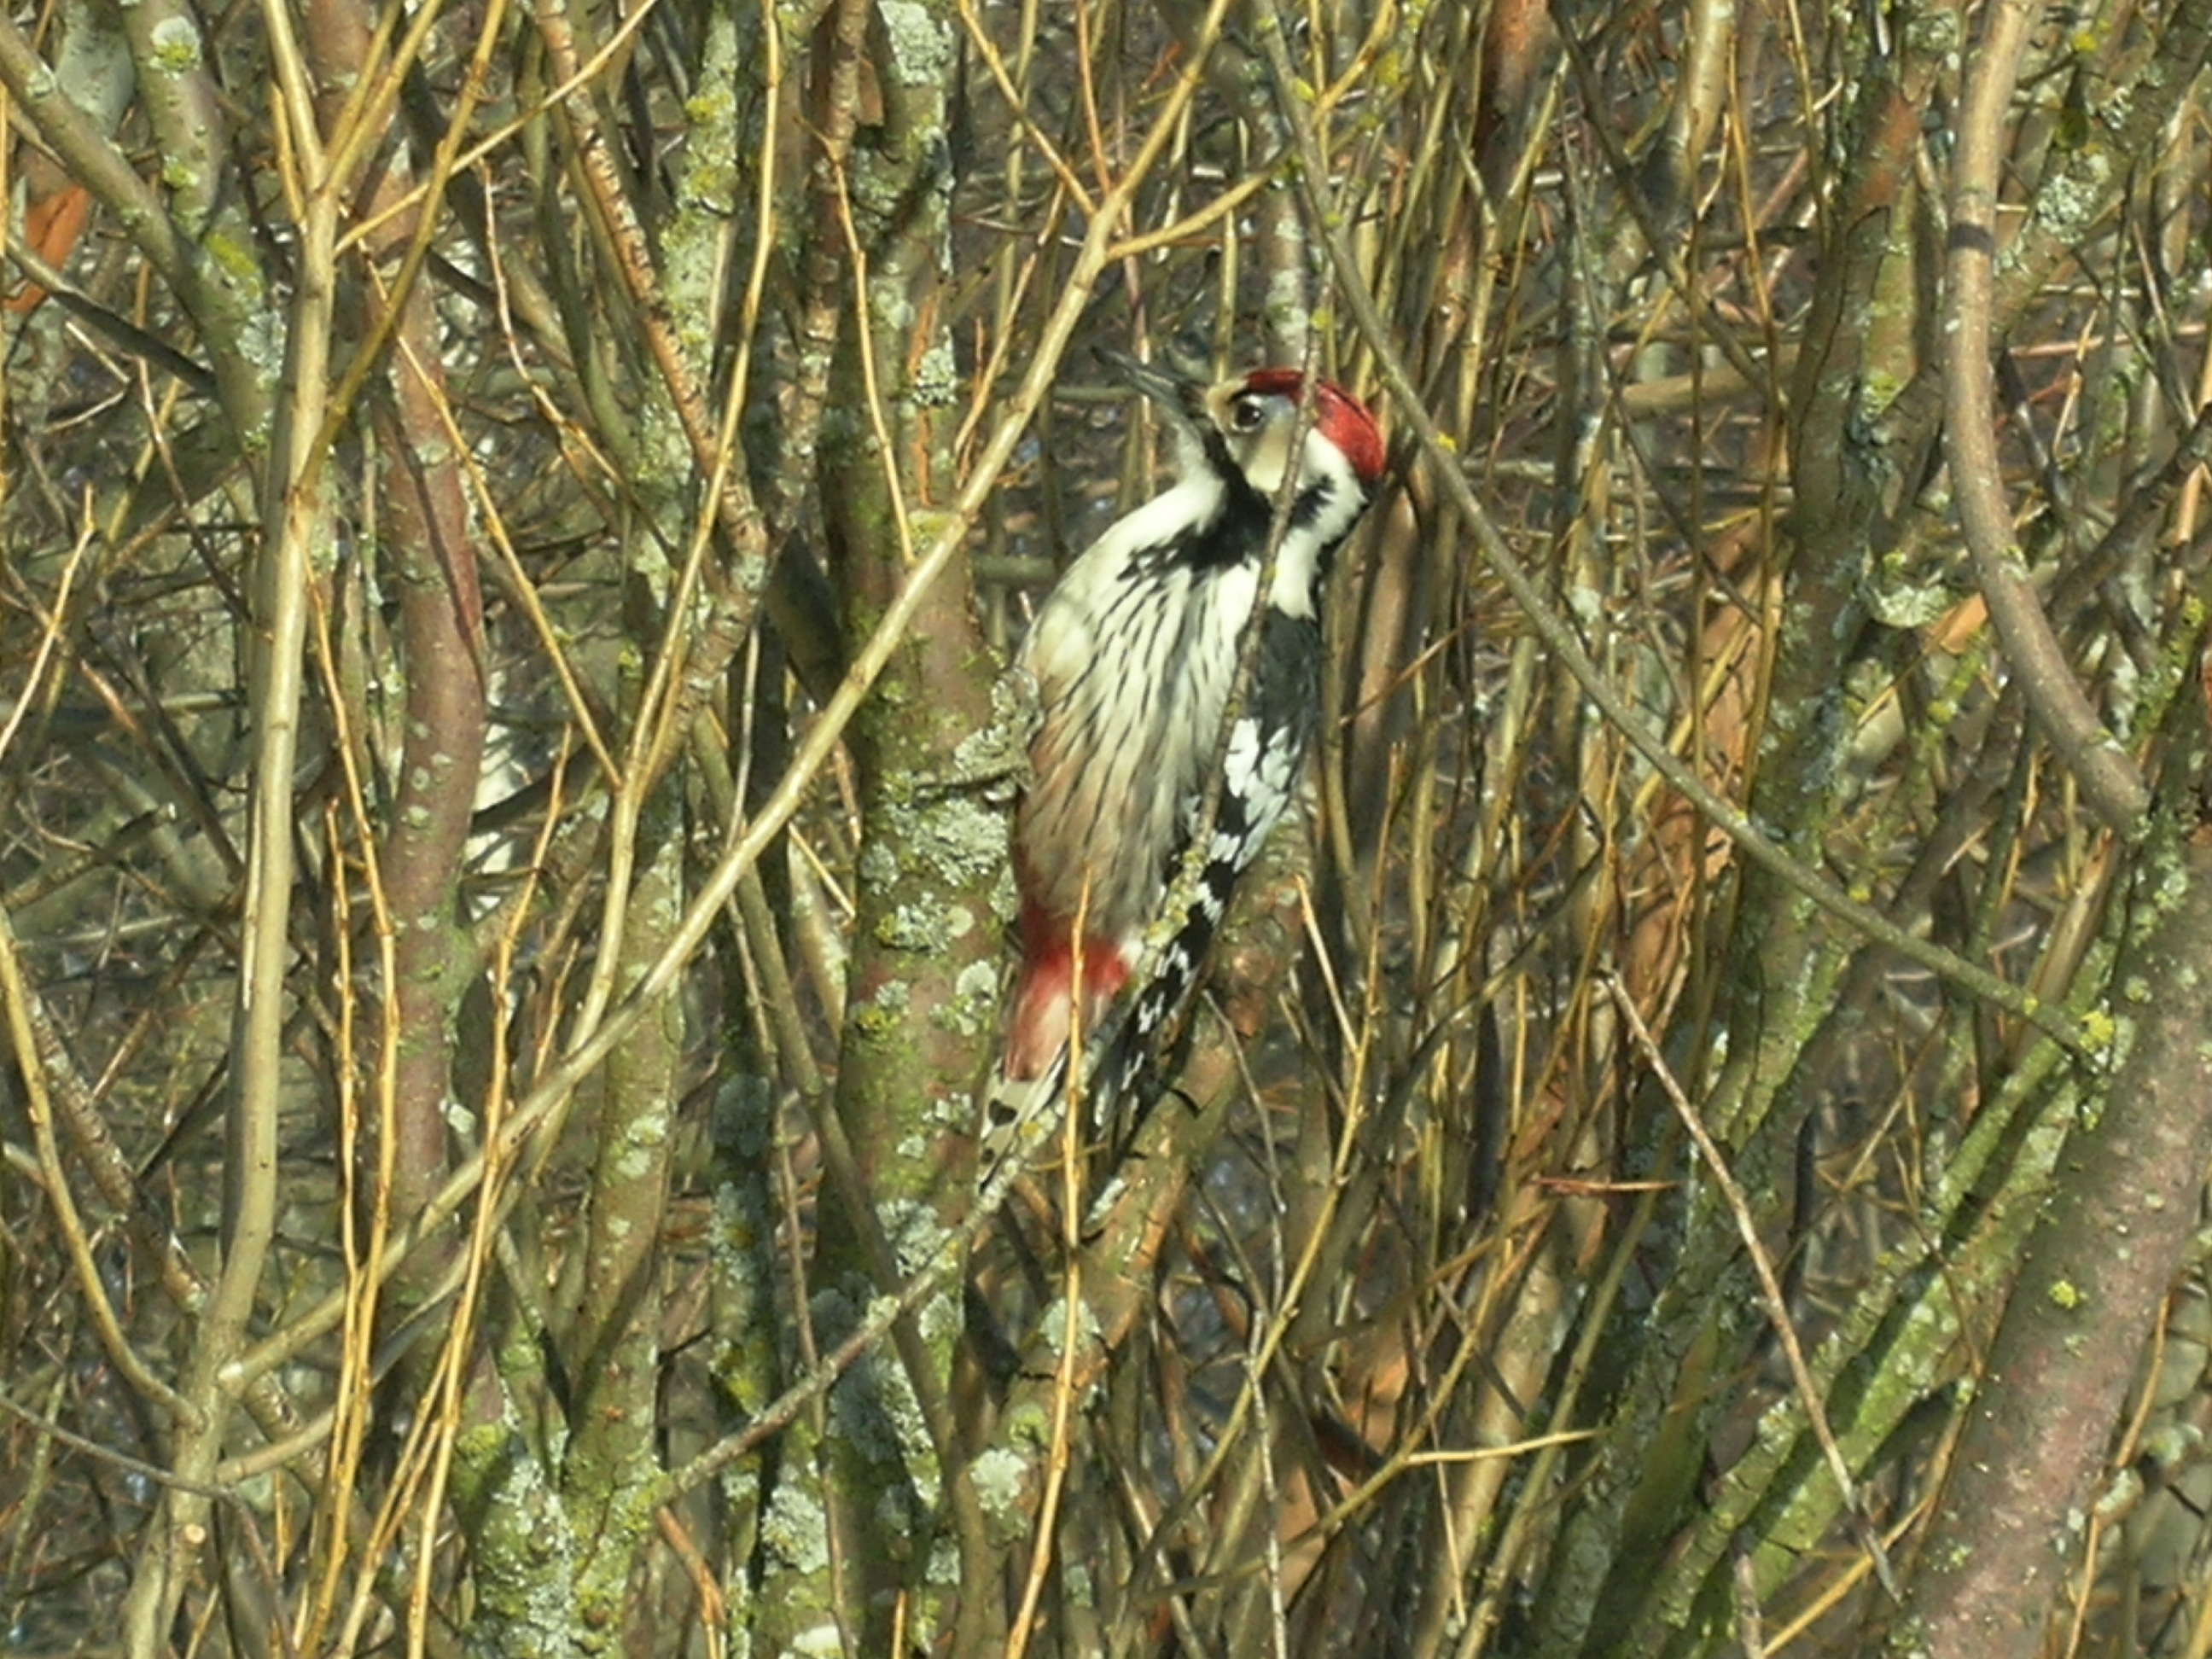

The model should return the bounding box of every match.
[1002,902,1132,1081]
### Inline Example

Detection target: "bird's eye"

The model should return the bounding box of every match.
[1229,397,1267,433]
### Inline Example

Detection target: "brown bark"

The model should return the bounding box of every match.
[1890,803,2212,1655]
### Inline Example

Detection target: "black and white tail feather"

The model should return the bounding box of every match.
[981,752,1276,1201]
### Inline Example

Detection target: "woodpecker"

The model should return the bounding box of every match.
[981,354,1386,1182]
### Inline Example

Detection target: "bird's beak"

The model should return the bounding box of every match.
[1095,347,1208,424]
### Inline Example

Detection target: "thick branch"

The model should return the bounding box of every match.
[1944,0,2150,831]
[1888,804,2212,1654]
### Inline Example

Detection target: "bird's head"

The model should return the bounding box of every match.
[1099,351,1387,506]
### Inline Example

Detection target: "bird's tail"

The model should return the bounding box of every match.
[979,927,1131,1190]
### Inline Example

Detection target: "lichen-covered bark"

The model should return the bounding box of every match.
[369,241,489,1334]
[708,1063,785,1638]
[1631,1045,2085,1655]
[744,0,1003,1650]
[1888,741,2212,1656]
[449,1384,585,1657]
[562,835,684,1633]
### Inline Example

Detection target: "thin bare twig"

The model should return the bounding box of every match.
[0,906,199,1429]
[0,1389,228,1499]
[1604,975,1898,1601]
[1254,0,2093,1057]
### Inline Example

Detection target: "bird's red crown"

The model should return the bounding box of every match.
[1239,370,1387,488]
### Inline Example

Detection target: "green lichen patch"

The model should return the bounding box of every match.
[148,14,203,70]
[760,1482,833,1575]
